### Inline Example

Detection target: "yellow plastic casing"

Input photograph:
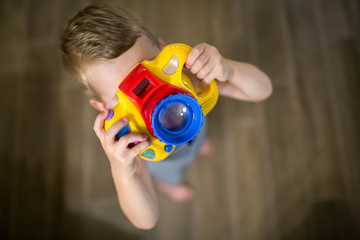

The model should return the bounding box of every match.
[104,44,218,161]
[104,90,170,161]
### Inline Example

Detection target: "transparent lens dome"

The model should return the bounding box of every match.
[161,104,190,132]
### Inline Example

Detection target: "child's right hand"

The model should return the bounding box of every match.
[93,110,151,176]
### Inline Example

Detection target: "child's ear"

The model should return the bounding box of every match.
[158,38,166,49]
[89,99,107,111]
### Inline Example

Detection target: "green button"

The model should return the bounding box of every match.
[142,149,155,159]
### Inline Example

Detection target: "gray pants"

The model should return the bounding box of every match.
[146,118,207,185]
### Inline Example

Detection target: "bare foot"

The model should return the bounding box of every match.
[199,138,215,156]
[153,178,195,203]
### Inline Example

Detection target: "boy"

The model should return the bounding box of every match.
[61,4,272,229]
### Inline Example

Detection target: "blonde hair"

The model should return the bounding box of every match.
[60,4,159,101]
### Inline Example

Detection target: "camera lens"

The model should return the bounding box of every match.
[161,104,190,132]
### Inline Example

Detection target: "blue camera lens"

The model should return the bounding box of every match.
[151,94,203,146]
[161,104,190,132]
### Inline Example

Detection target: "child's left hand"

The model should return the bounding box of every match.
[185,43,232,86]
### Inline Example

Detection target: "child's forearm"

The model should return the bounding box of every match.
[185,43,272,101]
[220,59,272,101]
[110,159,159,229]
[92,113,158,229]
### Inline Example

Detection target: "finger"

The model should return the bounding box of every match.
[202,66,221,85]
[196,61,215,80]
[190,50,211,75]
[127,139,152,159]
[93,110,108,139]
[118,133,148,149]
[185,44,206,69]
[104,117,128,144]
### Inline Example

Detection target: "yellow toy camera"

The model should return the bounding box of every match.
[104,44,218,161]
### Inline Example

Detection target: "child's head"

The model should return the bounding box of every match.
[61,4,163,109]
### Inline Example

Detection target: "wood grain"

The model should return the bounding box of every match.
[1,0,359,239]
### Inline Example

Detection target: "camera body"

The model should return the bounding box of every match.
[104,44,218,161]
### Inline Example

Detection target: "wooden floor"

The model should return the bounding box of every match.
[1,0,360,239]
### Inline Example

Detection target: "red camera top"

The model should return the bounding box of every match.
[118,64,193,136]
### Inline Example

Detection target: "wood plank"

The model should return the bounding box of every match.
[314,0,360,236]
[285,0,345,197]
[254,0,319,238]
[209,1,279,239]
[0,71,24,240]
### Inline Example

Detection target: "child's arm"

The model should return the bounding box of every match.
[185,43,272,101]
[93,111,159,229]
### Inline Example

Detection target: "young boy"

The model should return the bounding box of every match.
[61,4,272,229]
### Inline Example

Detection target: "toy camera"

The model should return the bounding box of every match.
[104,44,218,161]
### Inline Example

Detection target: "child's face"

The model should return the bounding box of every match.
[85,35,161,109]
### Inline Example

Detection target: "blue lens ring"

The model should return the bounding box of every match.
[152,94,202,145]
[151,93,203,146]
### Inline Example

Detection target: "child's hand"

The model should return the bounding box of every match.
[93,111,151,175]
[185,43,231,86]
